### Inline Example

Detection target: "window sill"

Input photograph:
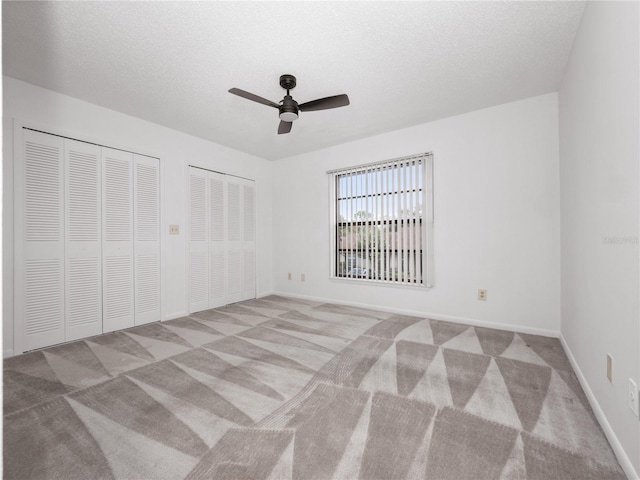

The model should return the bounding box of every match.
[329,276,432,291]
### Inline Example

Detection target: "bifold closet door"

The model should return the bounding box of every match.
[189,168,209,313]
[224,177,256,304]
[64,139,103,341]
[17,130,65,351]
[134,155,161,325]
[188,167,256,313]
[16,129,161,352]
[102,147,135,333]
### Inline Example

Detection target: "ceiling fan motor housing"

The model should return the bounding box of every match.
[279,95,299,122]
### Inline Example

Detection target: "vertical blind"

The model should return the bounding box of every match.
[330,153,434,287]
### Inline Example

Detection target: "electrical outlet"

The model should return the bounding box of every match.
[606,354,613,382]
[478,289,487,301]
[629,379,639,416]
[169,225,179,235]
[301,274,305,282]
[287,272,292,280]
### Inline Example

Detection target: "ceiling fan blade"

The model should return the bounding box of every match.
[278,120,293,135]
[228,88,279,108]
[299,94,350,112]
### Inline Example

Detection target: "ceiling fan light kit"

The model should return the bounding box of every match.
[229,74,350,134]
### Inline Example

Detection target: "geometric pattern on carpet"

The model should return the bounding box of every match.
[3,295,626,479]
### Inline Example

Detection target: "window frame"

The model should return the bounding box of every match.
[328,153,434,288]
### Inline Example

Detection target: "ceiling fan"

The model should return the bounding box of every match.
[228,74,350,135]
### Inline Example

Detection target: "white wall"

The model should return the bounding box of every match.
[559,2,639,477]
[273,93,561,334]
[3,76,274,356]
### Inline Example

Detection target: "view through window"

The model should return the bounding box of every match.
[331,153,433,286]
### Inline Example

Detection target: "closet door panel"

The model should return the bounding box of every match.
[102,147,134,332]
[208,172,226,308]
[189,168,208,313]
[241,182,256,301]
[134,155,160,325]
[18,129,65,351]
[65,139,102,341]
[226,179,243,304]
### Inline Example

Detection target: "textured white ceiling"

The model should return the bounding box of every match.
[3,1,585,160]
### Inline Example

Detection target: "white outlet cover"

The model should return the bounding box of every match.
[629,379,639,416]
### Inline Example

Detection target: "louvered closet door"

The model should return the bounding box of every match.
[226,177,243,304]
[208,172,227,308]
[64,139,102,341]
[17,129,65,351]
[102,147,135,332]
[134,155,161,325]
[189,167,209,313]
[241,180,256,301]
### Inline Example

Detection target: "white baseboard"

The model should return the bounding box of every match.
[559,334,639,480]
[269,291,559,338]
[3,349,15,359]
[257,290,276,299]
[163,311,188,321]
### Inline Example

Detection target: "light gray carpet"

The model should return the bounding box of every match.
[3,295,626,479]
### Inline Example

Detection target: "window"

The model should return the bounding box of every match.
[330,153,434,287]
